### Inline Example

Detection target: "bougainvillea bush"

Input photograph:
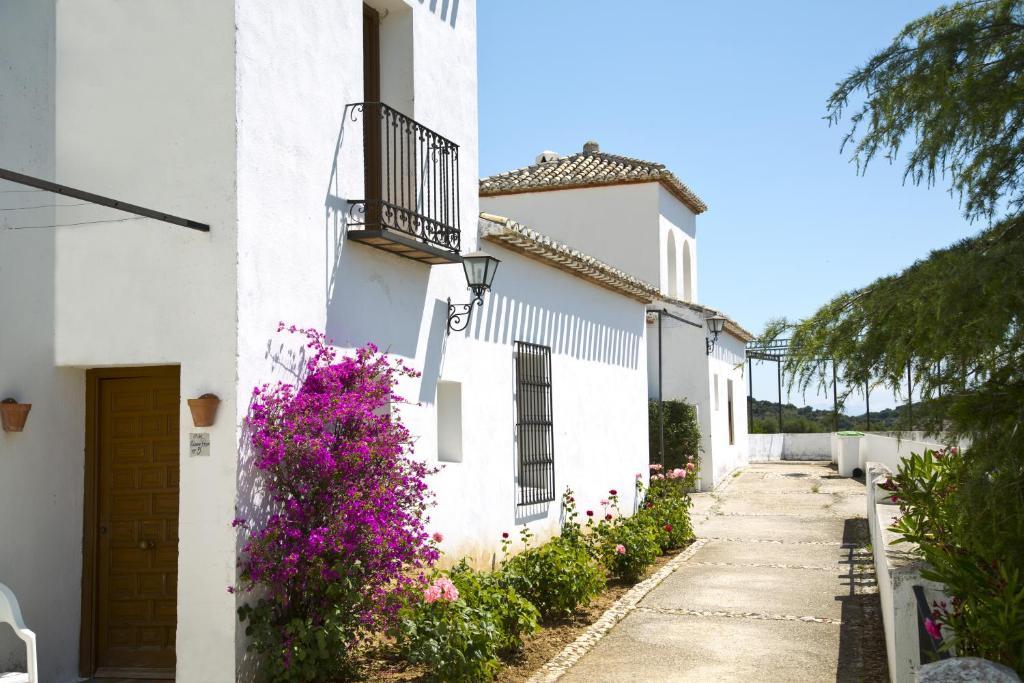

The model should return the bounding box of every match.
[235,326,438,681]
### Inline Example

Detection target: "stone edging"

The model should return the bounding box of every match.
[525,538,709,683]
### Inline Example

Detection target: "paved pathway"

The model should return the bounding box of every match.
[557,461,888,682]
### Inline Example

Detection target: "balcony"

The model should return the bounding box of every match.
[347,102,462,265]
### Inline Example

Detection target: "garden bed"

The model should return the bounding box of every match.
[359,547,688,682]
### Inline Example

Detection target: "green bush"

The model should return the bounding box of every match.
[638,491,694,552]
[448,561,539,654]
[889,448,1024,671]
[597,513,661,583]
[499,535,605,622]
[648,399,701,470]
[394,590,502,682]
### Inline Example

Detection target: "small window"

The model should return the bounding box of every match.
[727,379,735,445]
[437,381,462,463]
[714,374,720,411]
[515,341,555,505]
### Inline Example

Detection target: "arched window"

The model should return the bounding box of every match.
[683,240,693,302]
[666,232,678,298]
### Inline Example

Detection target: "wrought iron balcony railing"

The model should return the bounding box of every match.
[347,102,462,265]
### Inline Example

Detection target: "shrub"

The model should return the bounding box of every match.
[648,399,701,470]
[448,561,539,654]
[889,447,1024,671]
[597,513,660,583]
[638,492,694,552]
[235,326,438,681]
[394,576,502,683]
[499,528,605,622]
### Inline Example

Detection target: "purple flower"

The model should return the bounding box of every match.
[924,618,942,641]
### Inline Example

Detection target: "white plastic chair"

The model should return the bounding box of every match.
[0,583,37,683]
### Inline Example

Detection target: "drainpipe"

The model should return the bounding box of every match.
[747,357,753,433]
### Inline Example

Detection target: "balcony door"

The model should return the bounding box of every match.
[363,4,382,214]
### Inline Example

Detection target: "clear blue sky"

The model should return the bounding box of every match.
[477,1,976,413]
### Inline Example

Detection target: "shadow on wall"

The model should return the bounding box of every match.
[322,107,432,358]
[419,0,460,28]
[463,291,643,369]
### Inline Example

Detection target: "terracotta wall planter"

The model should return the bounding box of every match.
[187,394,220,428]
[1,399,31,432]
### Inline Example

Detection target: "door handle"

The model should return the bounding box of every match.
[138,539,156,550]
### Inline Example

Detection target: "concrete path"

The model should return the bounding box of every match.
[557,461,887,683]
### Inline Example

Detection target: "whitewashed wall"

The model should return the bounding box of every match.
[658,186,698,302]
[421,239,650,563]
[861,433,946,474]
[706,332,749,483]
[645,304,749,490]
[1,1,238,680]
[480,183,661,285]
[749,433,833,461]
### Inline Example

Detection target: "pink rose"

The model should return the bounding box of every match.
[435,577,459,601]
[423,585,442,603]
[432,532,444,543]
[636,473,643,479]
[615,544,626,555]
[600,499,609,507]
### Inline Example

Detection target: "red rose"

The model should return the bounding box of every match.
[609,489,617,495]
[605,513,613,521]
[502,532,509,539]
[586,510,594,517]
[663,524,672,532]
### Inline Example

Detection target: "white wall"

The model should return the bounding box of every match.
[425,240,650,562]
[645,304,748,490]
[480,183,661,284]
[860,433,946,474]
[749,433,833,461]
[2,1,238,680]
[657,186,698,303]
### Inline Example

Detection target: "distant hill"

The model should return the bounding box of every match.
[748,398,912,434]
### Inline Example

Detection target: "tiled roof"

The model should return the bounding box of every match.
[659,297,755,342]
[479,213,661,303]
[480,143,708,214]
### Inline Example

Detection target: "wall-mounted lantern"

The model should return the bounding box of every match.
[0,398,31,432]
[447,251,500,335]
[187,393,221,428]
[705,314,727,355]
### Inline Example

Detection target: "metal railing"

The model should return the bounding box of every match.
[347,102,461,255]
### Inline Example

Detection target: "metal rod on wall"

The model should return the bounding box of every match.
[747,357,753,433]
[658,311,665,467]
[0,167,210,232]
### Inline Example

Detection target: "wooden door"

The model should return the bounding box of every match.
[83,367,179,677]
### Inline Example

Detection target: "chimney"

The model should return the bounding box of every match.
[583,140,600,154]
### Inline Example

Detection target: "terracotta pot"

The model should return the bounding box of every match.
[187,394,220,428]
[1,399,31,432]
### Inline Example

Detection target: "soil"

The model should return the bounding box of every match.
[359,547,686,682]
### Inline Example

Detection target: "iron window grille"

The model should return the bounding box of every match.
[347,102,461,264]
[514,341,556,505]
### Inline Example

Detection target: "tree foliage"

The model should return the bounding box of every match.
[766,0,1024,669]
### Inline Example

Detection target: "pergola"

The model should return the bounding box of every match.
[744,338,842,434]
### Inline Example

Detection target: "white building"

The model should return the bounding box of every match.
[0,2,650,681]
[480,143,754,489]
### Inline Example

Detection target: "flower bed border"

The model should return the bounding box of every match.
[525,537,708,683]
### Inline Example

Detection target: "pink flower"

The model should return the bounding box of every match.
[652,474,664,481]
[635,473,643,479]
[435,577,459,601]
[615,544,626,555]
[600,499,609,507]
[686,463,695,471]
[432,532,444,543]
[924,618,942,641]
[649,464,663,472]
[423,584,442,603]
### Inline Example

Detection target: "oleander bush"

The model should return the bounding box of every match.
[888,447,1024,670]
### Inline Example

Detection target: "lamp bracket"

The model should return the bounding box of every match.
[447,296,483,336]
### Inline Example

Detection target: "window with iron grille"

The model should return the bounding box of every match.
[514,341,555,505]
